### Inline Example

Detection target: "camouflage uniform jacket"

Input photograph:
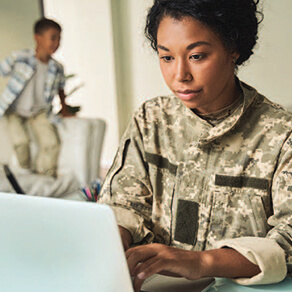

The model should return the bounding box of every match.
[100,81,292,285]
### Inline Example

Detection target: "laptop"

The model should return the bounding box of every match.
[0,193,215,292]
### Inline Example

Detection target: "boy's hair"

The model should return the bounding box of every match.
[145,0,263,66]
[34,18,62,35]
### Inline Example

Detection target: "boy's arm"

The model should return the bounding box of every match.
[0,53,16,77]
[58,89,74,117]
[57,64,75,117]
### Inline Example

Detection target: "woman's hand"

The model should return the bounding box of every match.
[126,243,205,292]
[125,243,261,292]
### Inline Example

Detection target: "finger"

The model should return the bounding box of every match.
[127,250,156,275]
[136,258,167,280]
[126,244,150,259]
[126,246,158,275]
[132,256,159,278]
[135,257,183,279]
[133,274,145,292]
[126,243,160,260]
[132,262,142,277]
[159,270,182,277]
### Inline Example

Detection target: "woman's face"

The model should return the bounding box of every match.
[157,16,240,113]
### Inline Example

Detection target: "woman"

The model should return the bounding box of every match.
[100,0,292,291]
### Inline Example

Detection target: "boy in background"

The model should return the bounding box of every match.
[0,18,72,177]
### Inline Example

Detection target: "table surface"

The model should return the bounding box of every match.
[209,277,292,291]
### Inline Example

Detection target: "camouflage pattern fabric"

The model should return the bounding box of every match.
[99,81,292,283]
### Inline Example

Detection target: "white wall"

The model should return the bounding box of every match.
[0,0,39,56]
[0,0,41,93]
[43,0,119,169]
[111,0,170,130]
[238,0,292,108]
[128,0,171,110]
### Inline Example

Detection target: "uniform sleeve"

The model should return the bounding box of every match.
[0,52,17,77]
[99,114,154,244]
[214,134,292,285]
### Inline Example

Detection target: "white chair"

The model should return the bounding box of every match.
[0,117,106,200]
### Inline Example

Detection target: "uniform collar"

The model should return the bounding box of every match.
[178,80,259,146]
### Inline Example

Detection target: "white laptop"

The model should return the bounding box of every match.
[0,193,215,292]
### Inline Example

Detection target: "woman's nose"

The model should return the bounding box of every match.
[175,60,192,82]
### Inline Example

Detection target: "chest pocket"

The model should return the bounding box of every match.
[170,170,272,250]
[210,174,272,243]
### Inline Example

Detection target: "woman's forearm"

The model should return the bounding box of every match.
[199,247,261,279]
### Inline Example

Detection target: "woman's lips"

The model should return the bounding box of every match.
[175,89,203,101]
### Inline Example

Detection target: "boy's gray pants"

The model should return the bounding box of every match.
[6,111,60,177]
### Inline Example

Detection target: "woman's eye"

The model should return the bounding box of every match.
[190,54,204,61]
[160,56,173,63]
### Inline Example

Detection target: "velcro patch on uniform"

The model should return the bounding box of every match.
[215,175,269,190]
[174,199,198,245]
[145,152,177,175]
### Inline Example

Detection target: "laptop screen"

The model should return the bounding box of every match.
[0,193,134,292]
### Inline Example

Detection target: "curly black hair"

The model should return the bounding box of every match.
[34,18,62,35]
[145,0,263,66]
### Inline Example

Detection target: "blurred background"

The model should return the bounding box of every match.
[1,0,291,173]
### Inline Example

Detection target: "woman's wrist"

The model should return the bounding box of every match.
[195,248,261,279]
[189,250,211,279]
[196,250,215,278]
[119,225,133,250]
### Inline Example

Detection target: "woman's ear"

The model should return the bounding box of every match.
[231,52,240,64]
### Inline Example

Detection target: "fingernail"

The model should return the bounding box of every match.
[138,272,145,280]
